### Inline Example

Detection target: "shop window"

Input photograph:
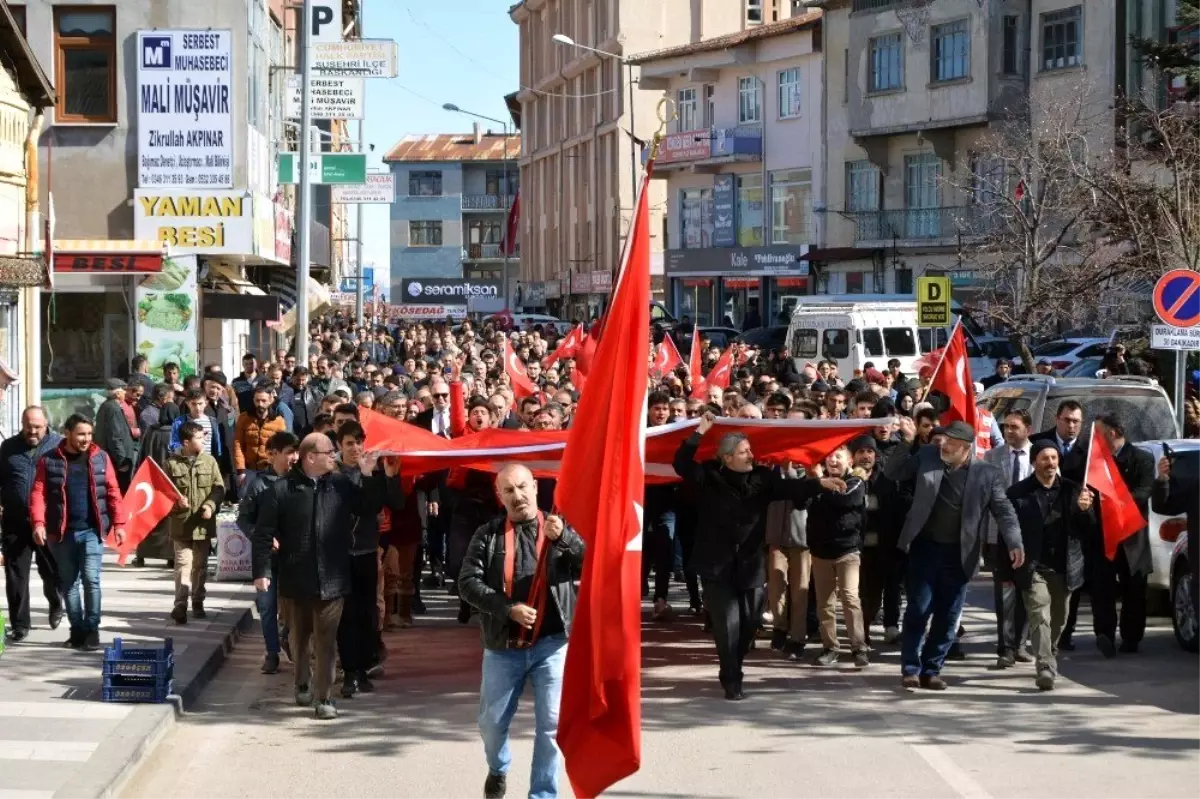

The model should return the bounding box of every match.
[822,329,850,360]
[862,328,884,358]
[680,188,714,249]
[54,7,117,123]
[42,291,131,388]
[791,328,818,358]
[736,174,763,246]
[883,326,917,356]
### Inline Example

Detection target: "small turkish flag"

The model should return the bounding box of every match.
[705,346,736,391]
[652,335,683,375]
[688,326,707,399]
[929,321,977,430]
[543,323,584,369]
[105,459,181,566]
[503,337,538,399]
[1085,427,1148,560]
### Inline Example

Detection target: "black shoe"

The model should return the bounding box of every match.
[48,606,64,630]
[356,673,375,693]
[1118,640,1139,654]
[192,604,207,620]
[1096,634,1117,659]
[64,632,84,649]
[412,596,427,615]
[422,572,443,589]
[166,559,175,570]
[995,653,1016,669]
[483,772,507,799]
[457,600,472,625]
[341,677,358,699]
[262,653,280,674]
[171,604,188,625]
[689,599,704,615]
[133,555,145,568]
[1058,636,1076,651]
[770,630,788,651]
[784,641,806,661]
[853,650,870,669]
[7,628,28,643]
[946,642,966,661]
[82,630,100,652]
[722,683,746,701]
[673,569,685,583]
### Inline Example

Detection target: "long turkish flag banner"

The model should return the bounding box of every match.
[104,458,180,566]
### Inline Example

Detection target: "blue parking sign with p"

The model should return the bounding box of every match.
[141,35,172,69]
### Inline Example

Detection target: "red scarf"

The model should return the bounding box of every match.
[503,511,551,648]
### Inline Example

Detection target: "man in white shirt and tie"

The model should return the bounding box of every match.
[984,408,1035,668]
[415,378,454,438]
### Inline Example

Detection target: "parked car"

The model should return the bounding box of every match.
[1171,531,1197,652]
[1134,440,1199,593]
[1062,356,1106,378]
[1031,337,1112,371]
[680,326,742,354]
[737,326,789,352]
[485,312,566,334]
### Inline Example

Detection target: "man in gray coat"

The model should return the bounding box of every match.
[886,419,1024,691]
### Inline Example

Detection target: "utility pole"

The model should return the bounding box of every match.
[354,0,366,328]
[295,0,315,361]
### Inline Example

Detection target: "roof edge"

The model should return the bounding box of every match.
[0,1,55,107]
[629,9,822,66]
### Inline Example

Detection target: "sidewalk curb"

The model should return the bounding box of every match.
[53,604,255,799]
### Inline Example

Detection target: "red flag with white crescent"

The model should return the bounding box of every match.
[706,346,736,391]
[105,458,180,566]
[653,335,683,375]
[503,337,537,399]
[1085,427,1148,560]
[688,326,707,399]
[544,323,584,369]
[928,321,977,429]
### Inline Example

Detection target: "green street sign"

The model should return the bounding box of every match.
[277,153,368,185]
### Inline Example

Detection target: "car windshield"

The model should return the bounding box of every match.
[1044,388,1179,442]
[1033,341,1081,356]
[1063,358,1103,378]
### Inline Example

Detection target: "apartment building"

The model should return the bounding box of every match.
[510,0,810,319]
[384,126,520,312]
[632,10,823,328]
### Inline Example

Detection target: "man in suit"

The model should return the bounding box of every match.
[410,376,452,599]
[983,408,1035,668]
[1007,439,1095,691]
[1030,399,1086,482]
[1091,414,1155,656]
[886,419,1023,691]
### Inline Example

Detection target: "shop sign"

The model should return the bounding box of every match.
[136,30,234,189]
[400,277,502,306]
[776,277,808,288]
[724,277,759,290]
[664,244,810,276]
[712,174,736,248]
[135,255,199,379]
[545,280,561,299]
[570,271,592,294]
[522,281,547,307]
[682,278,713,288]
[312,39,399,78]
[53,253,163,274]
[275,204,294,264]
[590,270,613,294]
[331,172,395,204]
[392,303,467,320]
[286,75,364,120]
[134,190,255,255]
[658,128,712,163]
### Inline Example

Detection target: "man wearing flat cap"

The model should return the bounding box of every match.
[886,418,1024,691]
[94,378,136,492]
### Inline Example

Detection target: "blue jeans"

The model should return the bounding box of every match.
[901,539,969,677]
[256,560,279,655]
[478,634,567,799]
[50,528,103,637]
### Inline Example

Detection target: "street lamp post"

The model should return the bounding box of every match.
[443,103,513,312]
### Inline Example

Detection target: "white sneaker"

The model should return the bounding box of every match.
[315,700,338,720]
[883,626,901,644]
[762,610,775,626]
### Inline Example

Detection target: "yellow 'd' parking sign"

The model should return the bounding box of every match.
[916,276,951,328]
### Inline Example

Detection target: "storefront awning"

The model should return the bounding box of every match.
[0,255,47,287]
[203,263,279,321]
[52,239,166,275]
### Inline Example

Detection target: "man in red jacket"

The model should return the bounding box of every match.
[30,414,125,651]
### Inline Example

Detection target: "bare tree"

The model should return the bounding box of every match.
[952,83,1175,369]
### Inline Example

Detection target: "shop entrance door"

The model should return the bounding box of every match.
[722,278,761,330]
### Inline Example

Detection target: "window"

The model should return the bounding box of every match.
[931,20,970,82]
[704,84,715,126]
[868,33,903,92]
[904,153,942,237]
[747,0,763,24]
[1041,6,1081,71]
[846,272,866,294]
[409,221,443,246]
[895,266,913,295]
[822,329,850,360]
[408,171,443,196]
[862,329,884,358]
[1002,15,1021,75]
[736,173,764,246]
[738,77,761,124]
[777,68,802,118]
[846,160,882,238]
[791,328,818,358]
[680,188,714,249]
[770,168,811,245]
[485,170,518,197]
[677,87,698,131]
[883,327,917,356]
[9,5,26,36]
[248,0,268,132]
[54,7,117,123]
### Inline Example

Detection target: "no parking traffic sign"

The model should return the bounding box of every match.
[1152,269,1200,328]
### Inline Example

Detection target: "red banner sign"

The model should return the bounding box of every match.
[657,129,712,164]
[724,277,758,289]
[53,253,163,273]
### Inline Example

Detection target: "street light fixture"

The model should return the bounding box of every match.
[443,102,514,311]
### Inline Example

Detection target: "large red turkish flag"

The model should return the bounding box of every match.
[929,322,977,429]
[553,169,651,798]
[1085,426,1147,560]
[502,337,537,399]
[105,458,180,566]
[706,346,736,392]
[688,326,707,399]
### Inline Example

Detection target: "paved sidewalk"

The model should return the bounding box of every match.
[0,552,255,799]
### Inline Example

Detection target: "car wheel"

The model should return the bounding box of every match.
[1171,563,1199,653]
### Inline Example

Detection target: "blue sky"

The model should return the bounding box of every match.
[358,2,519,296]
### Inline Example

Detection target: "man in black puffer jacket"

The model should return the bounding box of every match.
[673,412,847,700]
[251,433,395,720]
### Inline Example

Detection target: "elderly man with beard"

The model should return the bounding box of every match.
[459,464,584,799]
[886,419,1023,691]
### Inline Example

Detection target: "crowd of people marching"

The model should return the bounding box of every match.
[2,312,1197,798]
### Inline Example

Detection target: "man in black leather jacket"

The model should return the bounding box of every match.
[458,464,584,799]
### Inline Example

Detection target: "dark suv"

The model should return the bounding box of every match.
[978,375,1180,442]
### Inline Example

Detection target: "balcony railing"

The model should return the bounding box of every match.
[462,194,515,211]
[852,0,903,11]
[847,207,994,242]
[467,243,505,259]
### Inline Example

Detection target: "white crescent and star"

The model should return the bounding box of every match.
[133,482,154,515]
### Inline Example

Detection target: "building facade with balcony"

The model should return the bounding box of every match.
[383,126,520,306]
[632,9,823,328]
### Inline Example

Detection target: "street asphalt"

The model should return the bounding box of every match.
[119,581,1200,799]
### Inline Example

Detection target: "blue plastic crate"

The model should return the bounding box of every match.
[102,637,173,679]
[101,675,174,704]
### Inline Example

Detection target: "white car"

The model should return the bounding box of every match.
[1134,439,1199,593]
[1031,337,1111,372]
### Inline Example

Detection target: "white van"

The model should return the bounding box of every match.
[786,294,994,384]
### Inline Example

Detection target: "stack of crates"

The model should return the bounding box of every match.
[102,637,174,703]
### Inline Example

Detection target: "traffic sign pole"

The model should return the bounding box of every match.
[295,0,315,362]
[355,0,366,328]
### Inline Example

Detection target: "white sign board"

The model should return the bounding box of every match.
[392,304,467,320]
[134,190,255,255]
[332,173,394,204]
[309,1,343,43]
[286,75,364,119]
[137,30,233,188]
[1151,324,1200,351]
[313,39,399,78]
